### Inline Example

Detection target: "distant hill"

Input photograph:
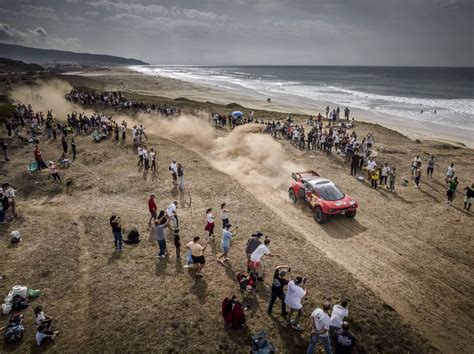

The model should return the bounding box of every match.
[0,43,149,67]
[0,57,44,73]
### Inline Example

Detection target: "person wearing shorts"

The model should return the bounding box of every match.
[187,236,207,277]
[217,224,238,263]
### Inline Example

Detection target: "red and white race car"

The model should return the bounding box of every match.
[288,170,359,223]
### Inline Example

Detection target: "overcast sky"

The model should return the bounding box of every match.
[0,0,472,66]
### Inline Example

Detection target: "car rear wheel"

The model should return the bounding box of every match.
[346,210,356,218]
[288,189,297,204]
[314,206,326,224]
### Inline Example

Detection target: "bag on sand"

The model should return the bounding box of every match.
[11,295,28,311]
[10,231,21,244]
[27,289,41,298]
[251,331,276,354]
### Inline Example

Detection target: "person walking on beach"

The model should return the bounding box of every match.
[427,155,435,178]
[268,265,290,317]
[186,236,207,277]
[205,208,215,240]
[446,163,455,183]
[170,160,178,185]
[285,276,307,331]
[463,183,474,211]
[110,215,123,251]
[148,194,157,224]
[307,302,332,354]
[447,177,459,206]
[220,203,230,228]
[217,223,238,263]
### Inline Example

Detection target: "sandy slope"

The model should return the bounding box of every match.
[0,125,434,353]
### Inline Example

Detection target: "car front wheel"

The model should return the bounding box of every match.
[288,189,297,204]
[314,206,327,224]
[346,210,356,218]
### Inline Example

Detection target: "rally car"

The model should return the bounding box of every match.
[288,170,358,223]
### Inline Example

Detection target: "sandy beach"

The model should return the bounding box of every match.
[0,72,472,353]
[78,68,474,148]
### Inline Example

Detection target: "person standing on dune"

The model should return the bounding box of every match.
[463,183,473,211]
[447,177,459,206]
[148,194,157,224]
[170,160,178,185]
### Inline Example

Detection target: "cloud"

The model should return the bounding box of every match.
[0,23,81,50]
[87,0,220,21]
[87,0,169,15]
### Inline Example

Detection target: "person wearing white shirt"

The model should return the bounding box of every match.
[249,238,279,280]
[170,160,178,185]
[329,300,349,335]
[307,302,332,354]
[366,157,376,180]
[137,146,144,166]
[285,276,307,331]
[166,201,178,229]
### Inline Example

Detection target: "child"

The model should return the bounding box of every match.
[205,208,215,240]
[220,203,230,228]
[371,168,380,189]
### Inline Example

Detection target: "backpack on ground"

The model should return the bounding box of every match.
[4,314,24,344]
[11,295,28,311]
[251,330,276,354]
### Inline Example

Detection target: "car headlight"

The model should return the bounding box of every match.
[349,200,356,205]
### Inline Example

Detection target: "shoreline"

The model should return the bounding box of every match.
[101,67,472,148]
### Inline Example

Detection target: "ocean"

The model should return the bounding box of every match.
[130,65,474,131]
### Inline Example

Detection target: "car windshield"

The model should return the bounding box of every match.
[315,182,345,201]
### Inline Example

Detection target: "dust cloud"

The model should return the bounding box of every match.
[9,79,96,118]
[151,115,299,190]
[9,79,298,192]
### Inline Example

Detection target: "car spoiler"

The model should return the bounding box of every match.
[292,170,320,181]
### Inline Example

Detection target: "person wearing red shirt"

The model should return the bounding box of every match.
[148,194,157,224]
[34,145,45,171]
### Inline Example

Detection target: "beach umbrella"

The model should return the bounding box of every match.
[231,111,243,118]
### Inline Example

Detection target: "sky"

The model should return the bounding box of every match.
[0,0,472,66]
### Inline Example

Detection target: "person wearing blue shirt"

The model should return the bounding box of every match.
[217,223,238,263]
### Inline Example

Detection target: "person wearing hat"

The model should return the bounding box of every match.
[245,231,263,265]
[268,265,290,316]
[249,238,279,280]
[217,223,238,264]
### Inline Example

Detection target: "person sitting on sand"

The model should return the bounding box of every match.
[36,324,59,346]
[34,306,54,329]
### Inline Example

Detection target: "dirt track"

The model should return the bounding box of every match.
[152,116,474,353]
